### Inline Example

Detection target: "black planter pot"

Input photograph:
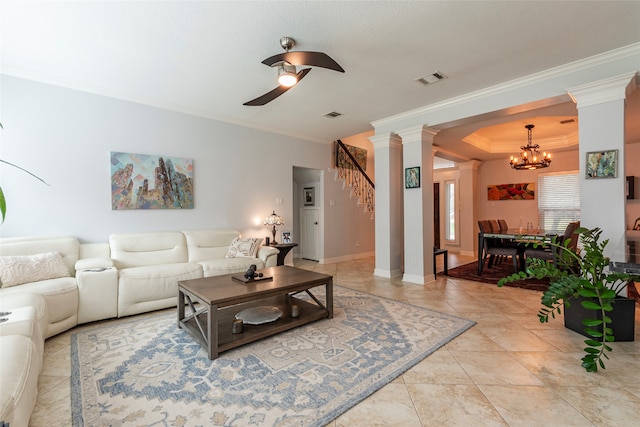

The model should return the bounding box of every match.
[564,295,636,342]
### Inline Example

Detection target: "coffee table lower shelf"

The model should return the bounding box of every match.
[179,293,329,359]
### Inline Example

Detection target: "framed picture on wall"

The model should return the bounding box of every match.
[303,187,315,206]
[585,150,618,179]
[405,167,420,189]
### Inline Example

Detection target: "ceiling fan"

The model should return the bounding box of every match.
[243,36,345,106]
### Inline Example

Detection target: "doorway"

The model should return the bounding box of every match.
[300,207,320,261]
[293,166,323,262]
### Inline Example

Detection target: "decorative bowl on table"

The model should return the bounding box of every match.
[235,306,282,325]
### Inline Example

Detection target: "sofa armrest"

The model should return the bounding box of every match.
[75,258,118,324]
[76,265,118,324]
[75,257,115,272]
[257,246,279,267]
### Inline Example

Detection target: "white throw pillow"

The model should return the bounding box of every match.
[0,251,70,288]
[225,237,263,259]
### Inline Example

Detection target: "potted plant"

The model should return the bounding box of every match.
[498,227,639,372]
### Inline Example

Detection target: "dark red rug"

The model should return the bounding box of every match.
[441,260,550,292]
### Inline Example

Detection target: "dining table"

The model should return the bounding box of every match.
[477,228,554,275]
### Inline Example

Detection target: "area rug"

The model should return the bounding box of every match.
[71,286,475,427]
[444,261,550,292]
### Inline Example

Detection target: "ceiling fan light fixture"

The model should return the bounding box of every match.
[277,64,298,87]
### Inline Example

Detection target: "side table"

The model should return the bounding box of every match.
[271,243,298,266]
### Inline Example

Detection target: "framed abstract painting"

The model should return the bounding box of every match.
[111,151,194,210]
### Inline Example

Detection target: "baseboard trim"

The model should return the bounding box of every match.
[321,251,375,265]
[373,267,403,278]
[402,273,436,285]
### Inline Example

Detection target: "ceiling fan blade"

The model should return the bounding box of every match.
[243,68,311,106]
[262,51,344,73]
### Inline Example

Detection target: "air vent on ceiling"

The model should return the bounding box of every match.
[324,111,342,118]
[559,118,576,124]
[415,71,447,86]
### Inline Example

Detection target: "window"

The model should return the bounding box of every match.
[445,180,456,242]
[538,171,580,233]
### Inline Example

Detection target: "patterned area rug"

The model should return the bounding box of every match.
[71,286,474,427]
[444,261,550,292]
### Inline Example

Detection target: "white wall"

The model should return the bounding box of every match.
[477,149,579,230]
[0,75,374,261]
[323,132,376,262]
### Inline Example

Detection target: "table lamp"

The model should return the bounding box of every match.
[264,210,284,244]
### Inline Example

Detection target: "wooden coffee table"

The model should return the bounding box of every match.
[177,265,333,359]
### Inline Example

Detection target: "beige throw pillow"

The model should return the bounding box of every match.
[0,251,70,288]
[225,237,263,258]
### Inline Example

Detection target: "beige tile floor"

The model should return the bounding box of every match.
[31,254,640,426]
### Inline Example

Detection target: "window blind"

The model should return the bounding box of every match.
[538,171,580,233]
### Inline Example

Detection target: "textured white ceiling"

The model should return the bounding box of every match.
[1,1,639,157]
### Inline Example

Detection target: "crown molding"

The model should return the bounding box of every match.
[397,125,439,144]
[372,43,640,130]
[567,72,637,108]
[368,132,402,149]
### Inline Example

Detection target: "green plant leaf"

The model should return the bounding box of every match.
[577,289,598,298]
[581,300,602,310]
[582,360,597,372]
[585,339,603,347]
[583,328,603,337]
[581,318,603,326]
[0,187,5,223]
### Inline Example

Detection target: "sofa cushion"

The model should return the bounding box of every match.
[183,229,241,262]
[225,237,263,259]
[117,262,203,317]
[0,252,70,288]
[0,277,78,338]
[199,257,266,277]
[109,232,188,269]
[0,235,80,275]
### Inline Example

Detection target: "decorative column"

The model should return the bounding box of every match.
[369,132,404,278]
[568,73,636,258]
[458,160,481,257]
[398,125,438,284]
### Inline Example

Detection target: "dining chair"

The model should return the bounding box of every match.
[525,221,580,269]
[478,220,522,273]
[498,219,508,231]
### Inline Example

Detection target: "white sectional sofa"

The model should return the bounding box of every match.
[0,229,279,427]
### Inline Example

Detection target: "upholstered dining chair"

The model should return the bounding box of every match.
[524,221,580,269]
[478,220,523,274]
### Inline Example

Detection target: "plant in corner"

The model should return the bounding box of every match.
[0,122,50,223]
[498,227,639,372]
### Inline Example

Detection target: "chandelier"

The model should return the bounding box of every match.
[509,124,551,170]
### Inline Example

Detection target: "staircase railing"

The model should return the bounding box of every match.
[335,139,375,213]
